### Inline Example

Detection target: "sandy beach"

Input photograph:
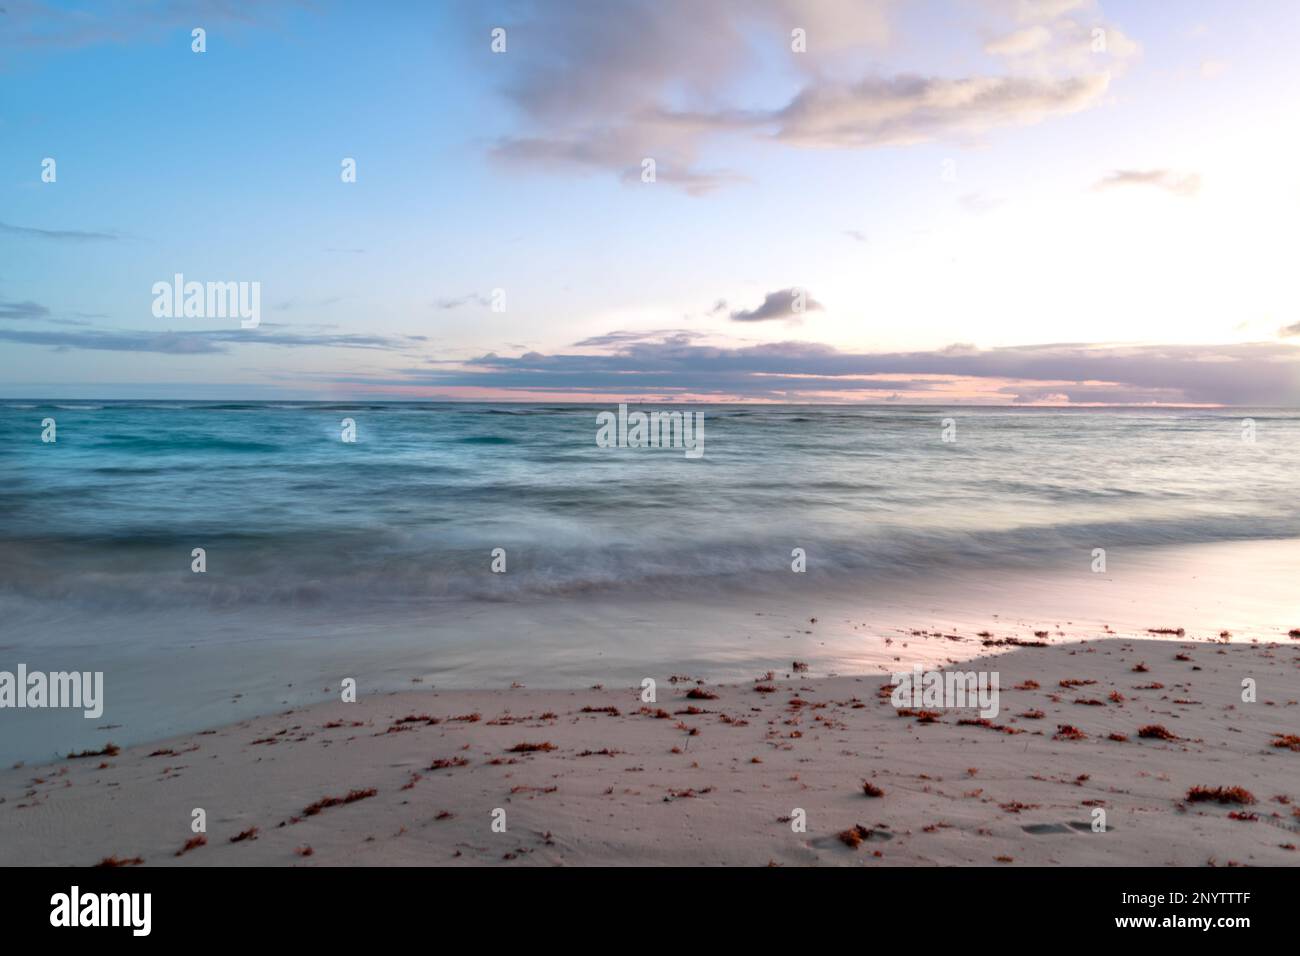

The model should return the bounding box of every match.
[3,632,1297,867]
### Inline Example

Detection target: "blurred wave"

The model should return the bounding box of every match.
[2,401,1298,611]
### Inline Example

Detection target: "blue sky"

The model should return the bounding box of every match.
[2,0,1299,403]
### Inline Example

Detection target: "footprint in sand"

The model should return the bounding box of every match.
[1020,822,1113,835]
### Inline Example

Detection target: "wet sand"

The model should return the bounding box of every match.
[2,633,1297,866]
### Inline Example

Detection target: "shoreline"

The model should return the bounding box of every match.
[5,535,1299,766]
[2,636,1297,866]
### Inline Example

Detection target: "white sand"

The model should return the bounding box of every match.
[2,633,1298,866]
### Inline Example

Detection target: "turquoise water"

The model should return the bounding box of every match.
[2,401,1298,611]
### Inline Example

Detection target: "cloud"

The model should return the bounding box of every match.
[985,25,1052,56]
[0,299,50,320]
[1001,0,1092,21]
[958,191,1005,214]
[760,72,1110,148]
[361,336,1300,405]
[730,288,824,323]
[0,0,278,52]
[572,329,702,348]
[0,220,120,241]
[477,0,1124,193]
[1280,322,1300,338]
[1092,169,1201,197]
[0,297,96,325]
[0,326,425,355]
[981,14,1139,74]
[435,293,492,310]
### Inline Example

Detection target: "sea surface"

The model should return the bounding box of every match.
[1,401,1298,761]
[3,401,1298,609]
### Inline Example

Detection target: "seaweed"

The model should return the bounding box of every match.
[301,787,378,817]
[1186,786,1255,805]
[175,835,207,856]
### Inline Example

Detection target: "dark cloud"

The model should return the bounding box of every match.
[0,326,424,355]
[0,299,50,319]
[572,329,702,348]
[731,288,823,322]
[359,336,1300,405]
[1281,322,1300,338]
[0,298,95,326]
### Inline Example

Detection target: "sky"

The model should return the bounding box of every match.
[2,0,1299,404]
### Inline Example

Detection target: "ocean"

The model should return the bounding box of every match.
[1,401,1297,761]
[4,401,1298,606]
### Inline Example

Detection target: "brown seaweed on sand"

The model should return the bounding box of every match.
[67,743,120,760]
[1186,786,1255,805]
[302,787,378,817]
[1138,724,1179,741]
[999,801,1040,813]
[175,835,207,856]
[862,781,885,797]
[838,825,872,848]
[1053,725,1087,741]
[897,708,942,723]
[507,742,557,753]
[665,786,714,800]
[230,827,259,843]
[428,756,470,770]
